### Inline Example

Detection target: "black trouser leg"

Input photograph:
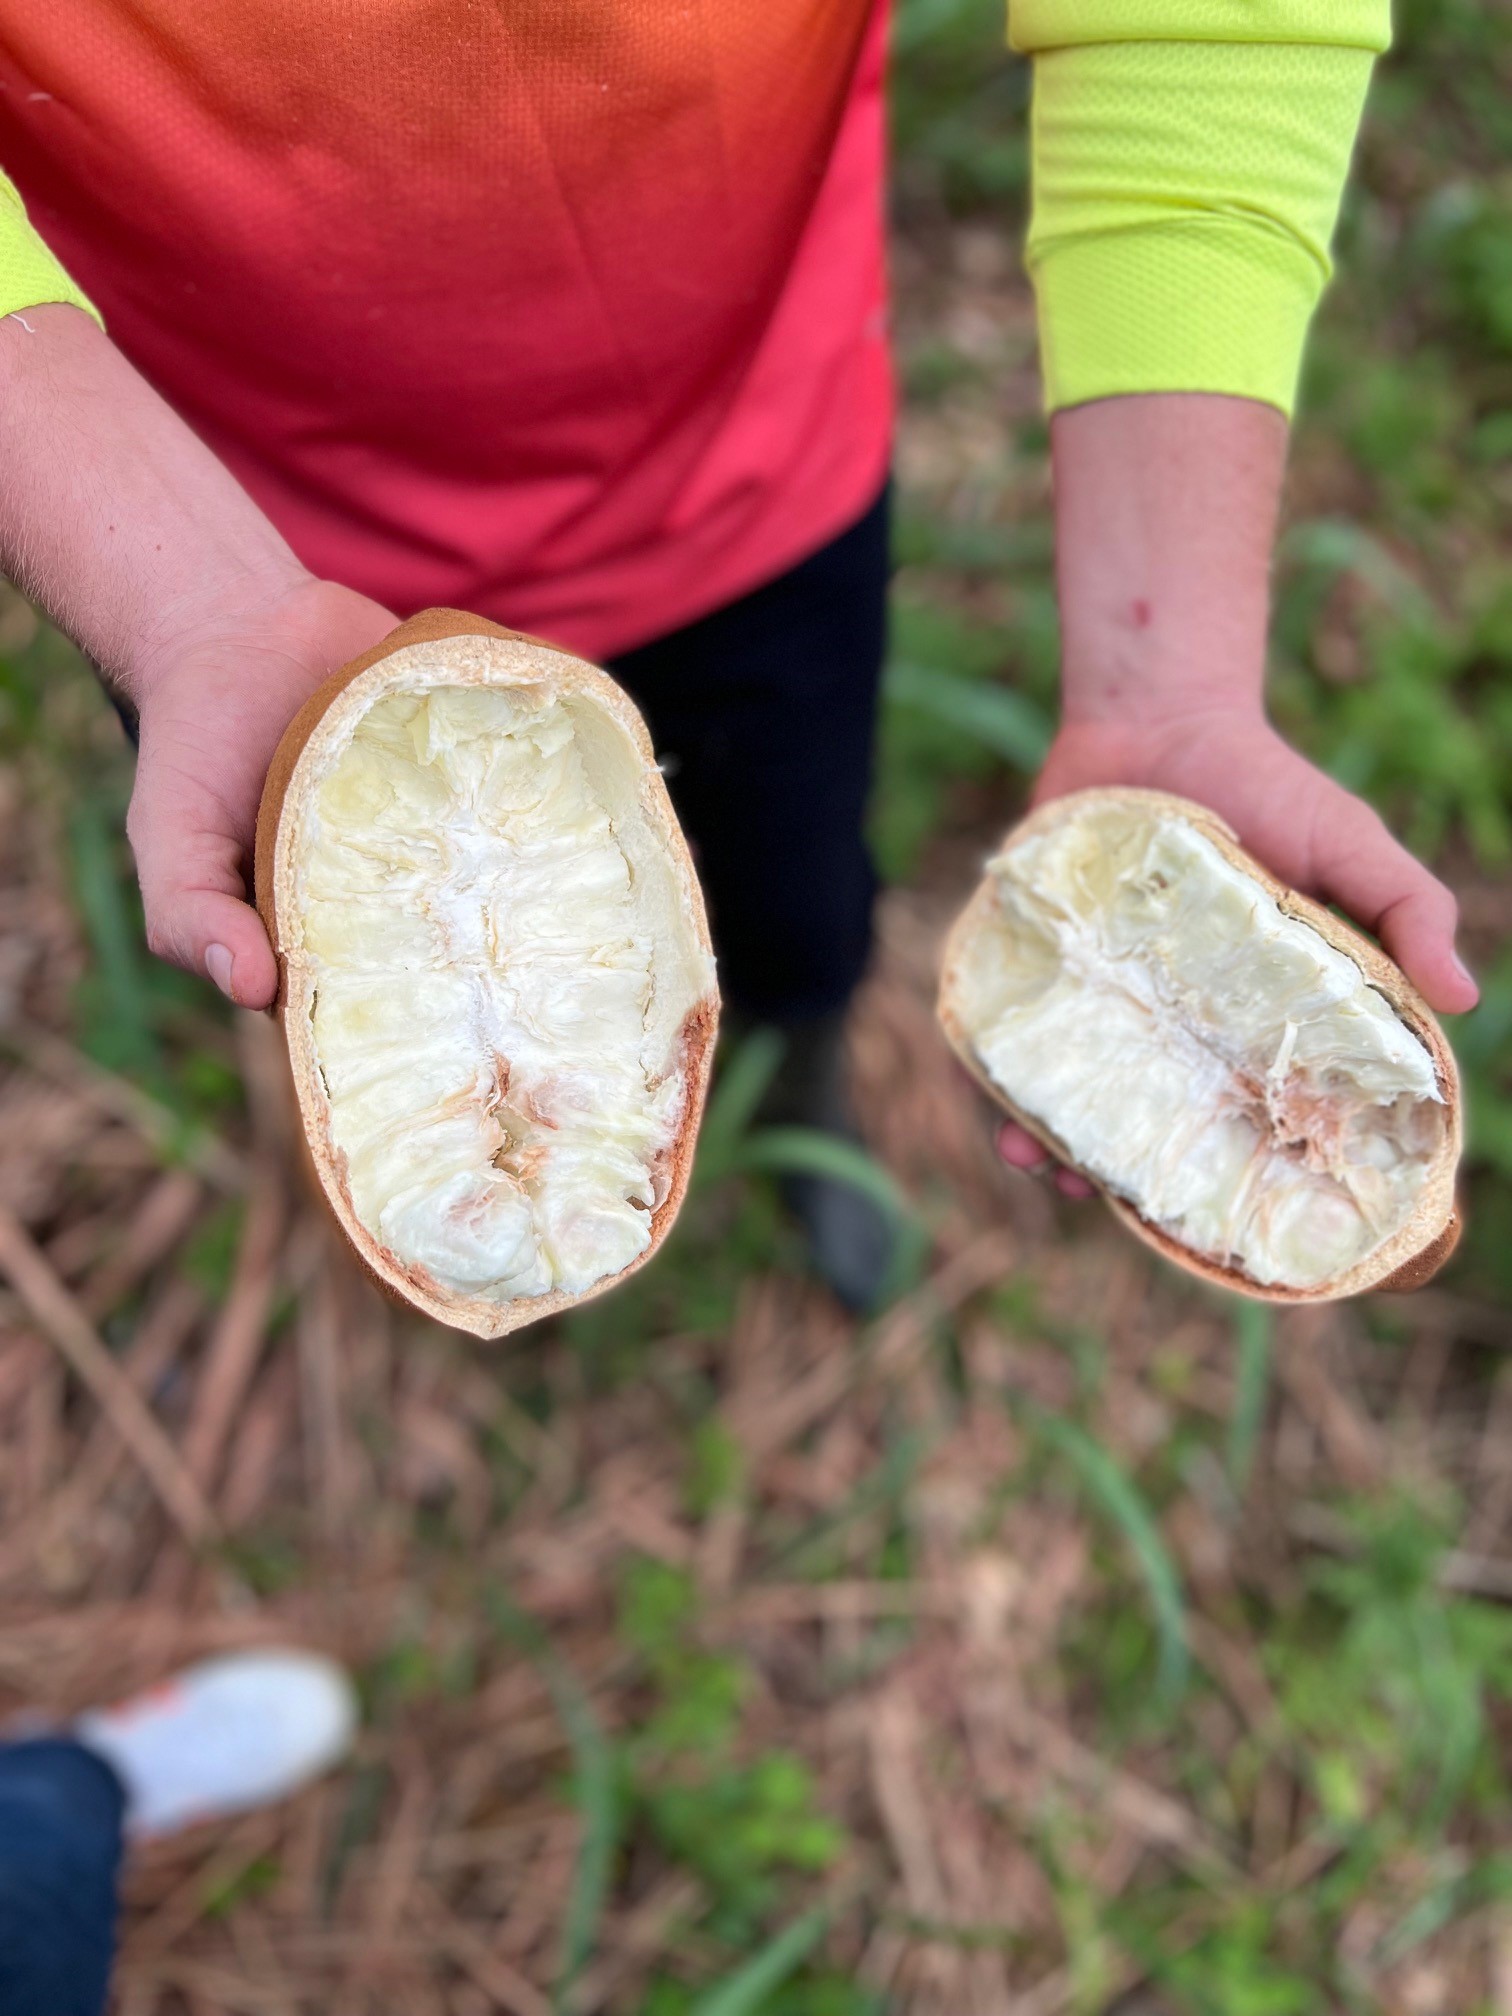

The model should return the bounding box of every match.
[611,484,890,1025]
[0,1738,126,2016]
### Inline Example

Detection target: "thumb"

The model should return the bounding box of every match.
[1310,786,1478,1017]
[126,788,280,1010]
[152,886,279,1010]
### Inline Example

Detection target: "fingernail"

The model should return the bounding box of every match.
[205,943,235,1001]
[1452,951,1477,992]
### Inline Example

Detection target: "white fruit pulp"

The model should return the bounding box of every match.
[955,803,1447,1290]
[295,684,696,1302]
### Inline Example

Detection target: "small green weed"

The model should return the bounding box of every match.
[615,1559,846,1947]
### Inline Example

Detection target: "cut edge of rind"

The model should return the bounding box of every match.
[253,609,720,1339]
[936,786,1463,1305]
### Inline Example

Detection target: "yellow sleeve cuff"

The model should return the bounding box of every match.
[1023,37,1379,417]
[0,170,101,326]
[1010,1,1390,57]
[1031,211,1328,416]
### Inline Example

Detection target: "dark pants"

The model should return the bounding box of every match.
[612,483,889,1024]
[0,1739,125,2016]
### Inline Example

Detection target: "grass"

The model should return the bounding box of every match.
[0,4,1508,2012]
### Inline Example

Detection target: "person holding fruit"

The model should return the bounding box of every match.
[0,1,1476,1332]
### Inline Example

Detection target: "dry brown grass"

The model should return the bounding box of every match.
[2,803,1510,2011]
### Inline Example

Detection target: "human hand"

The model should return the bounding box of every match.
[126,573,395,1009]
[996,706,1478,1195]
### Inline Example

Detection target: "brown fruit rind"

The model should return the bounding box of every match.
[254,609,720,1338]
[937,787,1463,1304]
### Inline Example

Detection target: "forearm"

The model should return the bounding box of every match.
[1052,392,1287,728]
[0,305,306,700]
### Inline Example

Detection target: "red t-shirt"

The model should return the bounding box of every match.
[0,0,891,659]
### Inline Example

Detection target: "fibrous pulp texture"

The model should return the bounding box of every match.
[952,802,1447,1289]
[295,684,704,1301]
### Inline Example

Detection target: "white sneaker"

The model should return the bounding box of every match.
[75,1649,358,1838]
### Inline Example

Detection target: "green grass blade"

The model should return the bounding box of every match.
[734,1125,930,1298]
[770,1427,933,1577]
[884,658,1052,771]
[695,1028,788,1185]
[735,1126,907,1221]
[486,1593,619,2011]
[1375,1867,1471,1969]
[687,1906,831,2016]
[1033,1412,1190,1708]
[67,791,162,1085]
[552,1683,617,2009]
[1227,1302,1274,1497]
[1281,516,1433,615]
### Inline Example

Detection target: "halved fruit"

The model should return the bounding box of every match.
[255,610,718,1337]
[938,788,1461,1301]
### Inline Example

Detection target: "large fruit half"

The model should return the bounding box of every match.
[938,788,1461,1301]
[255,610,718,1337]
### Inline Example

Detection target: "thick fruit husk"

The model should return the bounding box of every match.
[255,609,719,1337]
[938,788,1462,1303]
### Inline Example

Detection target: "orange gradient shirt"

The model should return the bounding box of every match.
[0,1,891,658]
